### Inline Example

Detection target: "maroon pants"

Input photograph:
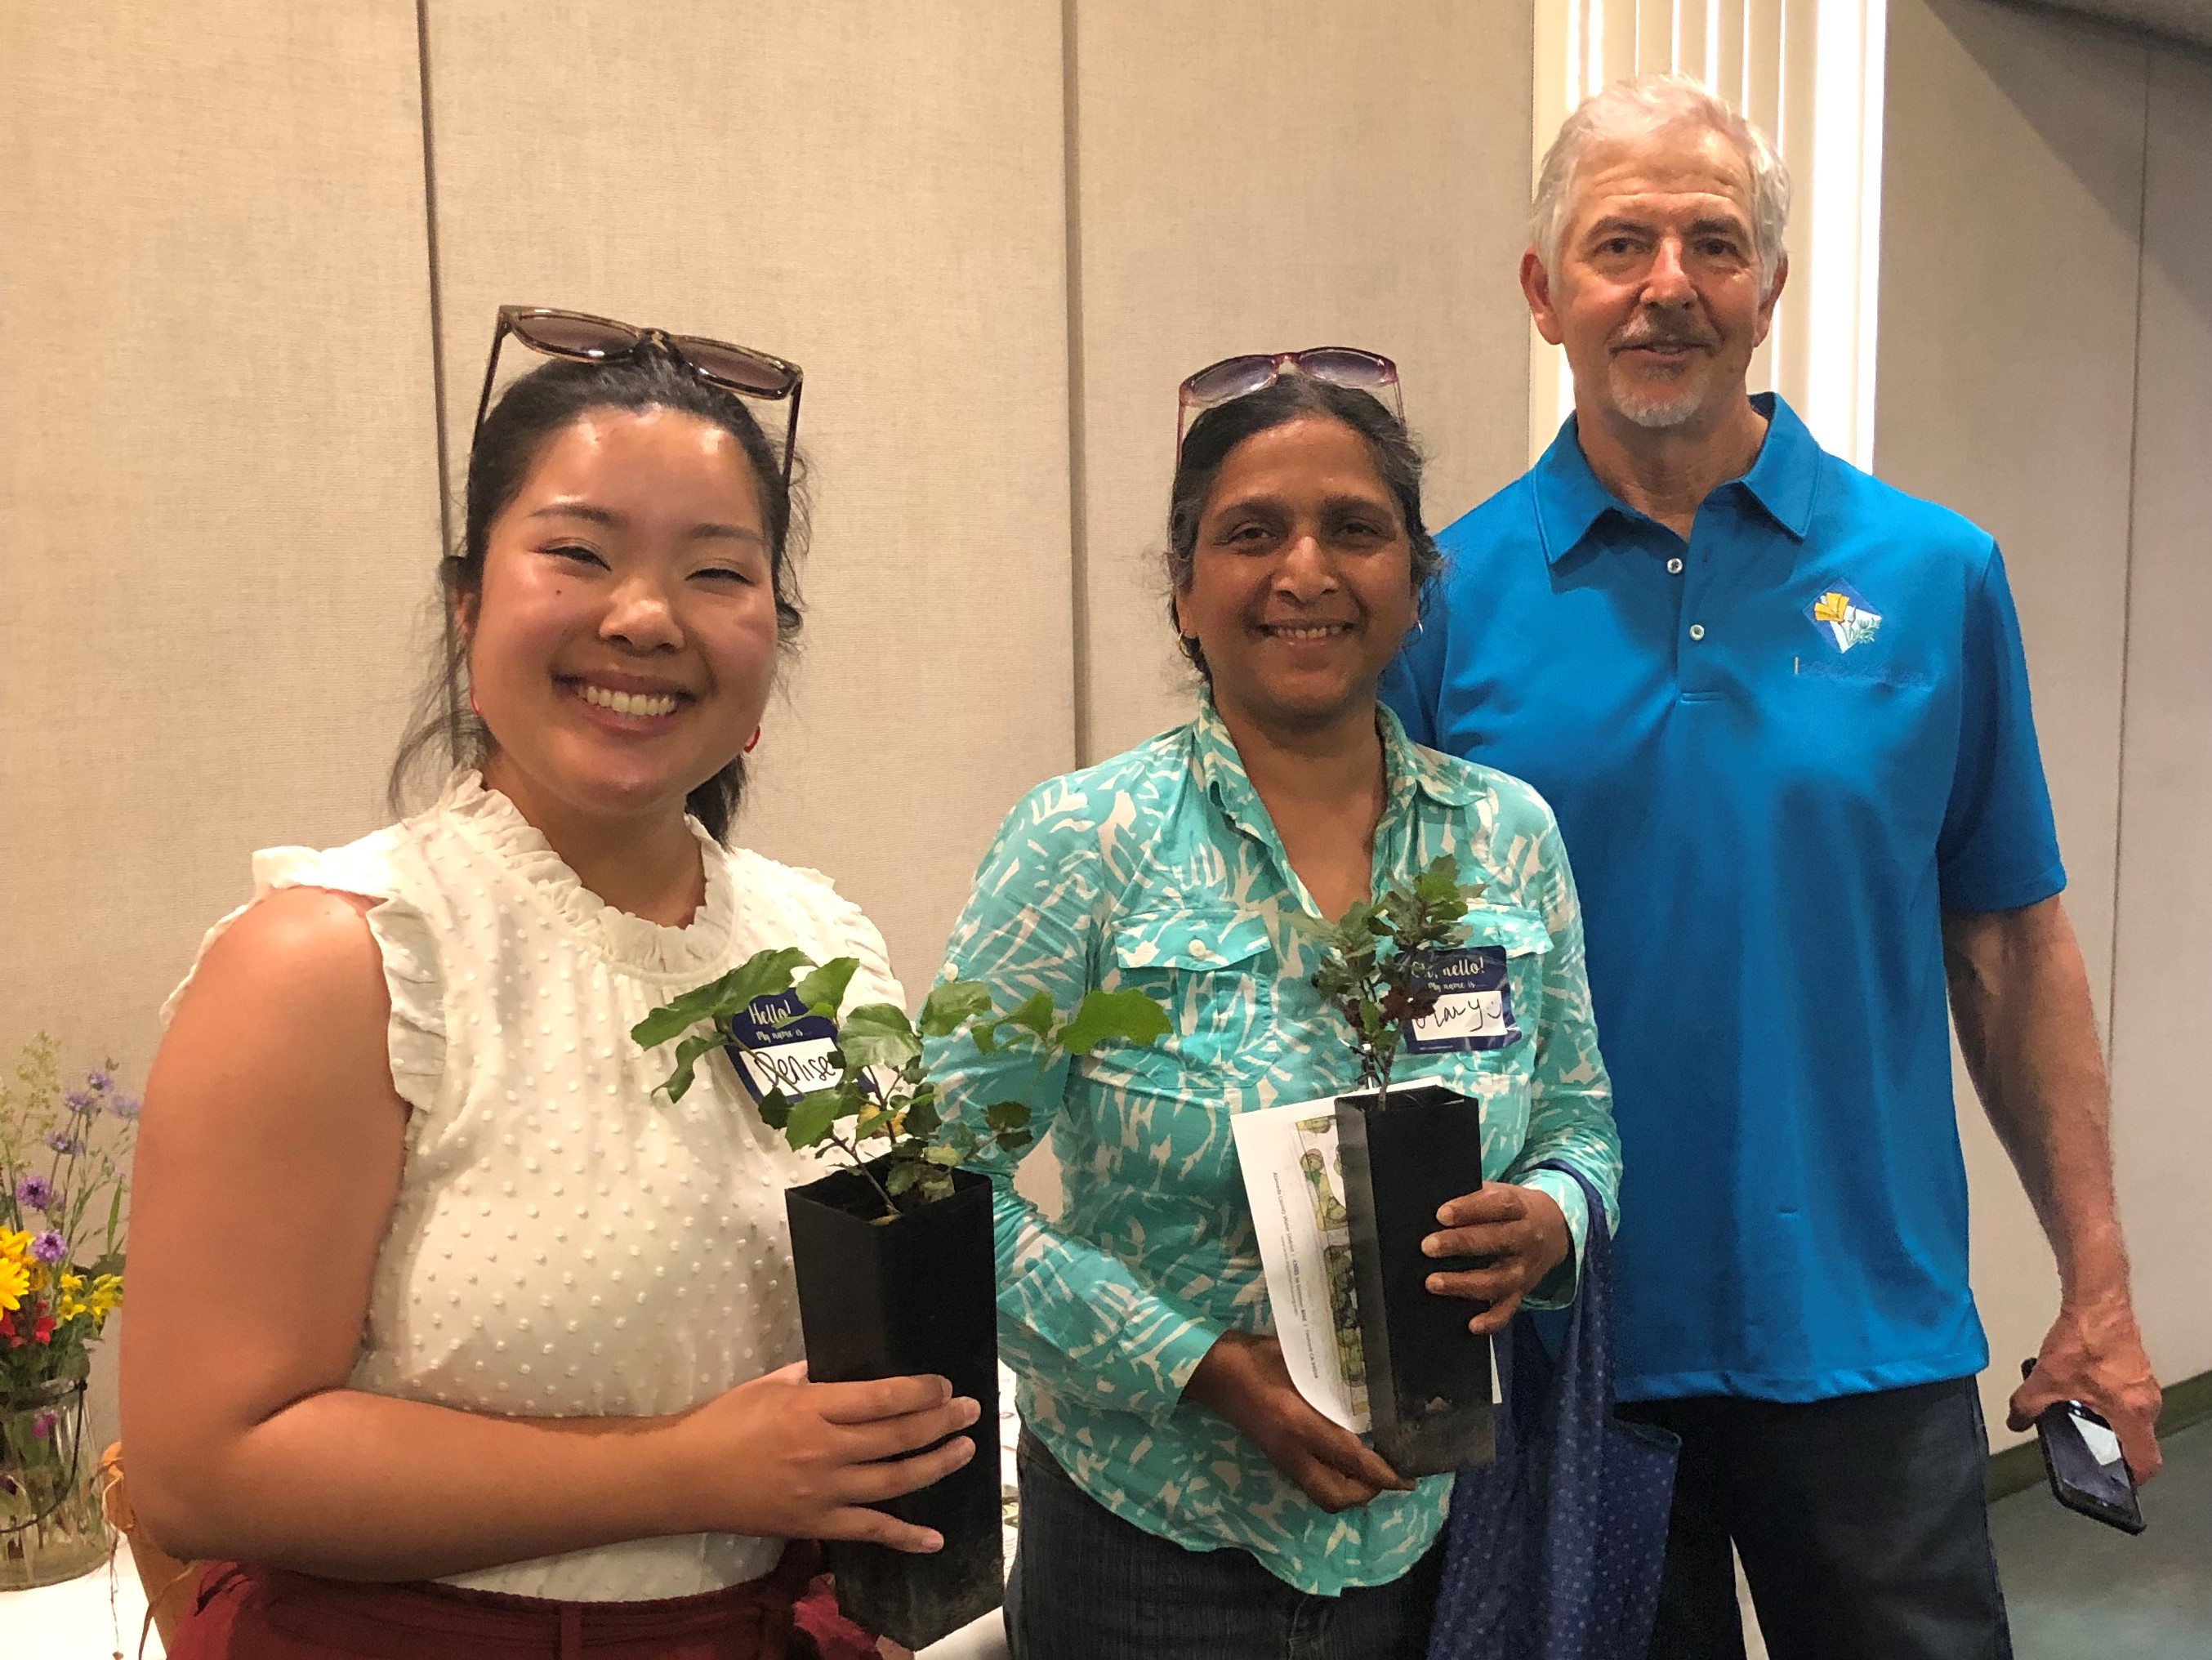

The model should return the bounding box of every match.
[167,1545,880,1660]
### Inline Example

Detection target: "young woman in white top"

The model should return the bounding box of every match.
[123,311,969,1658]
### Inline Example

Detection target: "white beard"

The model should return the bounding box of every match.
[1610,366,1709,430]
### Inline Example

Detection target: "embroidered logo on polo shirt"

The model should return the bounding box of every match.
[1807,582,1883,654]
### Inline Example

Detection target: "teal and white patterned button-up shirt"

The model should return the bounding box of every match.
[930,694,1620,1596]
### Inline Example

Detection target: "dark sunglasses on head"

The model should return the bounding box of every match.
[473,306,804,489]
[1176,347,1403,449]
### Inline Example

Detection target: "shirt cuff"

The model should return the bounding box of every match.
[1515,1167,1590,1310]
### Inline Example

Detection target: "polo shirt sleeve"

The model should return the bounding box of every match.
[926,785,1226,1428]
[1936,542,2067,915]
[1380,586,1449,747]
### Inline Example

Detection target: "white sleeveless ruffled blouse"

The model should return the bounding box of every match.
[164,772,903,1600]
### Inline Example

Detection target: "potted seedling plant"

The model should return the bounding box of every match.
[1295,855,1499,1476]
[634,950,1166,1649]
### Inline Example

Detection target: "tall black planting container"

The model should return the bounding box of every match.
[1333,1082,1495,1475]
[783,1159,1001,1650]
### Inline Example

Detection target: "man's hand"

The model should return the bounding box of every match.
[2011,1296,2163,1483]
[1184,1330,1414,1513]
[1423,1184,1571,1336]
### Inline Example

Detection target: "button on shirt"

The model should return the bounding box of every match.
[1383,394,2065,1403]
[929,695,1620,1595]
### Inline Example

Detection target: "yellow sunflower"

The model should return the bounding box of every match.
[0,1254,27,1314]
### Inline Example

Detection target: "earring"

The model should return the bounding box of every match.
[743,727,761,753]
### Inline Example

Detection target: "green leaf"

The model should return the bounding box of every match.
[1412,854,1462,907]
[984,1099,1030,1133]
[793,957,860,1020]
[662,1031,724,1102]
[1057,988,1171,1055]
[755,1088,792,1130]
[632,948,814,1050]
[783,1089,845,1151]
[996,990,1056,1044]
[922,1142,962,1167]
[918,979,994,1038]
[835,1003,922,1070]
[994,1127,1032,1154]
[885,1158,926,1195]
[905,1094,941,1139]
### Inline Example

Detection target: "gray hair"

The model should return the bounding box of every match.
[1532,74,1791,294]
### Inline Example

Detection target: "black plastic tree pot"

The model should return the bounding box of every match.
[1333,1082,1496,1476]
[783,1158,1001,1649]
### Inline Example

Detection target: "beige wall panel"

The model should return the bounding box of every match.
[0,0,441,1448]
[421,1,1074,992]
[1069,1,1536,760]
[1876,0,2147,1445]
[2108,48,2212,1394]
[0,2,440,1096]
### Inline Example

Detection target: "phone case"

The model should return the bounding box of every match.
[2022,1360,2146,1535]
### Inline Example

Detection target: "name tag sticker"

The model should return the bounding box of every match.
[722,990,844,1104]
[1402,948,1523,1053]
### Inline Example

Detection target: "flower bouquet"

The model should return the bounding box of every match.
[2,1034,133,1588]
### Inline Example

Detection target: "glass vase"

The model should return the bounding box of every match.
[1,1363,112,1589]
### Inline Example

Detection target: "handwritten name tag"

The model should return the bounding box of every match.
[722,990,844,1104]
[1402,948,1523,1053]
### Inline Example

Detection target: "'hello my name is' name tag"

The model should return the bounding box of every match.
[1401,947,1523,1053]
[722,990,844,1104]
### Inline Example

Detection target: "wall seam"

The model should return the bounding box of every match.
[2102,50,2154,1071]
[414,0,460,758]
[415,0,452,549]
[1059,0,1092,770]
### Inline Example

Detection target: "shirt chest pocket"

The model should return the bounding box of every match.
[1104,905,1278,1073]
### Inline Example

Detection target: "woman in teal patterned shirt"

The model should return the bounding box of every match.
[930,360,1621,1658]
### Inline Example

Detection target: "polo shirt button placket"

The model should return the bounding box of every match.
[1668,556,1684,574]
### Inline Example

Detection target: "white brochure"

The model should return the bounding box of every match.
[1232,1093,1503,1435]
[1229,1095,1374,1433]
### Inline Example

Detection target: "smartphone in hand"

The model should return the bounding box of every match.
[2021,1359,2145,1535]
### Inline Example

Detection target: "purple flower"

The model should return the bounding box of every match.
[31,1412,58,1442]
[109,1095,141,1123]
[86,1069,113,1094]
[42,1131,82,1157]
[12,1176,55,1212]
[30,1231,66,1265]
[65,1091,99,1116]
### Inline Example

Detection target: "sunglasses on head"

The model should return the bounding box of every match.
[473,306,804,489]
[1176,347,1403,448]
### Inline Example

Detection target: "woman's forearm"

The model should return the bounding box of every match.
[134,1386,708,1580]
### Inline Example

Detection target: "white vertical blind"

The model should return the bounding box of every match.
[1528,0,1888,469]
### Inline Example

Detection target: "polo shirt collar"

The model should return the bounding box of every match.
[1532,390,1822,564]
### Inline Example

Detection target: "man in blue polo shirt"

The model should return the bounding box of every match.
[1385,75,2163,1658]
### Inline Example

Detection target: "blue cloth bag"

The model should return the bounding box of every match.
[1426,1165,1678,1660]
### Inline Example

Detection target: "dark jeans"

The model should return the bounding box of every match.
[1004,1430,1443,1660]
[1617,1377,2012,1660]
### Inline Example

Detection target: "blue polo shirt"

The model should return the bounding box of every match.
[1383,395,2065,1402]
